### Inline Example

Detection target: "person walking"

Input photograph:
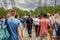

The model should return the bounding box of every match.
[52,14,58,40]
[54,13,60,40]
[49,14,55,40]
[39,13,50,40]
[33,15,40,37]
[7,9,23,40]
[26,15,33,38]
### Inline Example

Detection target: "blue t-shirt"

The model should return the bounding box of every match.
[7,18,20,40]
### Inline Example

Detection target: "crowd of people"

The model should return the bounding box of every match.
[0,9,60,40]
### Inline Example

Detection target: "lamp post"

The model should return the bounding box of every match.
[37,0,41,15]
[44,0,47,13]
[3,0,8,9]
[54,0,57,13]
[39,0,41,7]
[10,0,15,8]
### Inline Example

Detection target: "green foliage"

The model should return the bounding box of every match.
[34,5,60,16]
[46,6,54,13]
[0,7,28,18]
[12,7,29,17]
[0,5,60,17]
[0,7,7,17]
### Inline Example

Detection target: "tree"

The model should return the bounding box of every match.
[0,7,7,17]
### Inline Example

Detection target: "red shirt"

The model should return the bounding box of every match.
[39,18,50,35]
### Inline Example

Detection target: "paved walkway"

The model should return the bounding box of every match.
[23,29,39,40]
[23,28,50,40]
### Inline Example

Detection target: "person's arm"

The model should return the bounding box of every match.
[48,20,51,29]
[18,27,23,40]
[18,21,23,40]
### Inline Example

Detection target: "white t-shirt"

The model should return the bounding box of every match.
[56,16,60,26]
[33,18,40,25]
[50,16,55,24]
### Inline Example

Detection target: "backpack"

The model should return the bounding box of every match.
[5,19,11,35]
[52,19,60,36]
[0,26,10,40]
[0,19,10,40]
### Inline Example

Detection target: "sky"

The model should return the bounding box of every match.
[0,0,60,11]
[0,0,4,7]
[16,0,39,10]
[16,0,60,10]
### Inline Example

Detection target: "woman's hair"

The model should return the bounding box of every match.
[15,14,19,18]
[0,17,1,19]
[59,13,60,15]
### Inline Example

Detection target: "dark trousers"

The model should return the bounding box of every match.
[27,25,32,36]
[35,25,39,36]
[54,26,60,40]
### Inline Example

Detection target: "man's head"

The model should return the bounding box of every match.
[34,15,38,18]
[28,14,31,18]
[11,9,16,13]
[43,13,47,18]
[10,9,16,16]
[7,14,10,18]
